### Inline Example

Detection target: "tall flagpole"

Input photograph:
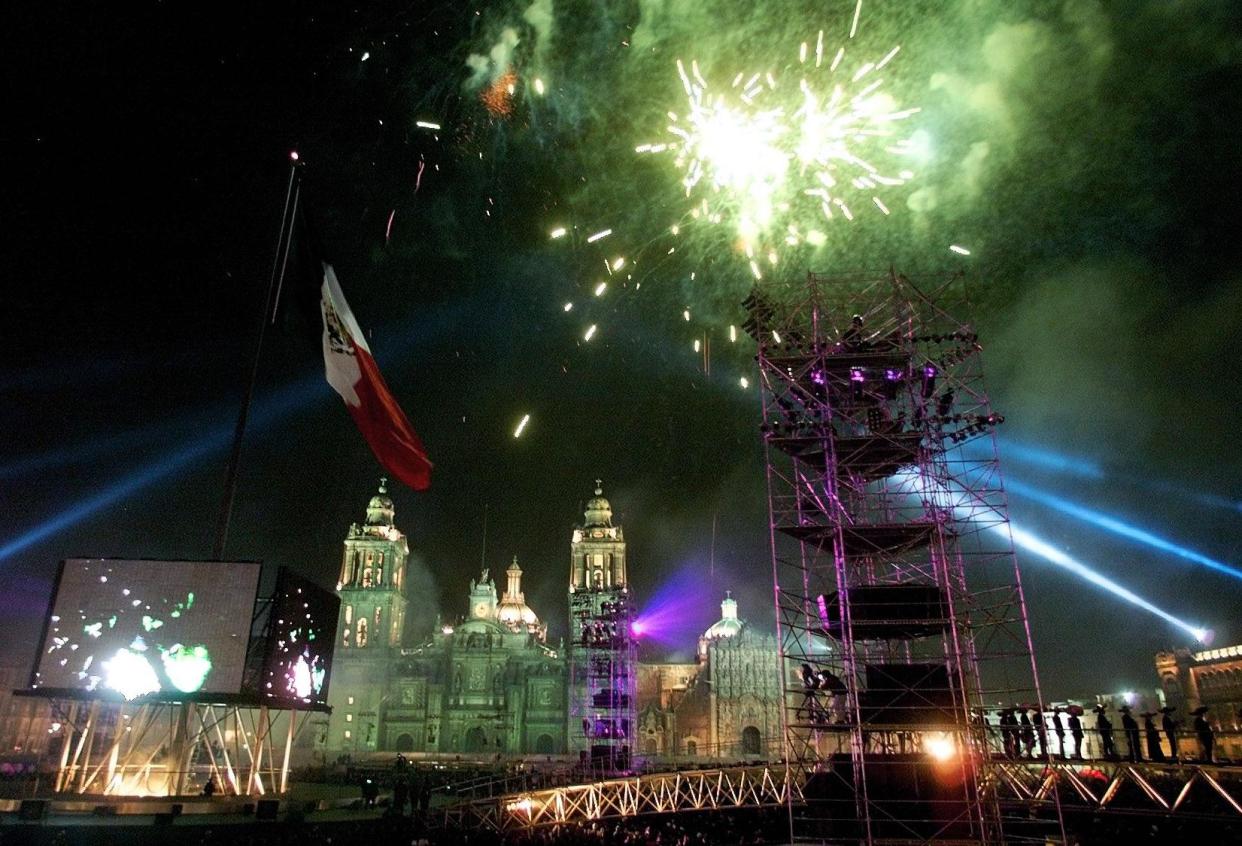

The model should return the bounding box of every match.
[212,156,302,560]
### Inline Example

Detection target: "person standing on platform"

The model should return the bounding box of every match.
[1192,706,1214,763]
[1120,705,1142,762]
[1160,707,1179,761]
[1031,706,1048,759]
[1142,712,1165,761]
[1054,707,1072,760]
[1094,704,1117,760]
[1068,707,1085,760]
[1019,709,1036,759]
[999,708,1019,760]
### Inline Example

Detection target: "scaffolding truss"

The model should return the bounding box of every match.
[40,696,312,797]
[569,590,637,773]
[438,761,1242,833]
[749,270,1063,843]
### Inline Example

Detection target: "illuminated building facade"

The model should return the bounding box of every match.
[322,482,783,763]
[1156,644,1242,760]
[636,593,783,760]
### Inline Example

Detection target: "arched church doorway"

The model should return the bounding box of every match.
[464,726,487,753]
[741,725,762,755]
[394,733,415,753]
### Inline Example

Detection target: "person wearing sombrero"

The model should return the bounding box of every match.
[1192,706,1214,763]
[1141,711,1165,761]
[1067,705,1085,760]
[1094,704,1117,760]
[1119,704,1142,763]
[1160,707,1179,761]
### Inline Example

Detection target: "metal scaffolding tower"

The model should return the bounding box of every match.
[749,271,1063,843]
[568,590,637,773]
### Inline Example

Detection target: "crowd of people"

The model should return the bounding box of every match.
[990,702,1221,763]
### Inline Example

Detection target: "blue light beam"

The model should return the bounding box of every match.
[1006,478,1242,583]
[999,522,1209,644]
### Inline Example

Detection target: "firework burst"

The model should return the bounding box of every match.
[639,26,921,270]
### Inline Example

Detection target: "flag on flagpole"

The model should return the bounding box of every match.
[284,194,432,491]
[316,263,432,490]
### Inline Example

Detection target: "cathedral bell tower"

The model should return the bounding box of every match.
[326,479,411,752]
[567,481,636,769]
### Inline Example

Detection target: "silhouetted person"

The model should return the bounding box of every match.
[1142,713,1164,761]
[1019,710,1035,759]
[202,778,216,798]
[1068,711,1085,760]
[1054,708,1071,760]
[1120,705,1142,762]
[1192,706,1214,763]
[1094,705,1117,760]
[1160,707,1179,761]
[999,708,1019,760]
[1032,707,1048,758]
[843,314,864,349]
[392,775,409,817]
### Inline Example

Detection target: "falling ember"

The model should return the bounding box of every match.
[385,209,396,243]
[586,228,613,243]
[584,324,598,341]
[513,414,531,438]
[683,309,691,321]
[415,120,441,130]
[549,227,567,239]
[534,77,546,95]
[729,325,737,342]
[611,257,626,271]
[739,376,750,389]
[772,330,782,344]
[694,339,701,353]
[949,244,971,255]
[594,282,607,296]
[563,302,574,312]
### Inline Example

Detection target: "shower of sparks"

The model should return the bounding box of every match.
[513,414,531,438]
[586,228,612,243]
[949,244,971,255]
[584,324,598,341]
[641,18,920,259]
[415,120,441,130]
[549,227,567,239]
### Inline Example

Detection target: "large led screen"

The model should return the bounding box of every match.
[259,569,339,707]
[32,559,261,700]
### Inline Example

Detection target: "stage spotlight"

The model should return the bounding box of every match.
[921,365,938,398]
[924,733,956,762]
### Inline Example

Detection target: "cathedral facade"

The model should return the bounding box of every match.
[322,481,783,763]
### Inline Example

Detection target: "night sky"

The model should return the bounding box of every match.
[4,0,1241,700]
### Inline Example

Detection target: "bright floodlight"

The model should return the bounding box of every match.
[631,620,646,636]
[925,733,956,762]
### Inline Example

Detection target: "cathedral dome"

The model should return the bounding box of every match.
[366,478,395,526]
[702,592,745,641]
[497,557,546,640]
[583,480,612,528]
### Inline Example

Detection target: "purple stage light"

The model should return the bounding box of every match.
[923,365,937,377]
[884,368,901,381]
[630,620,646,636]
[849,368,865,383]
[811,370,826,386]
